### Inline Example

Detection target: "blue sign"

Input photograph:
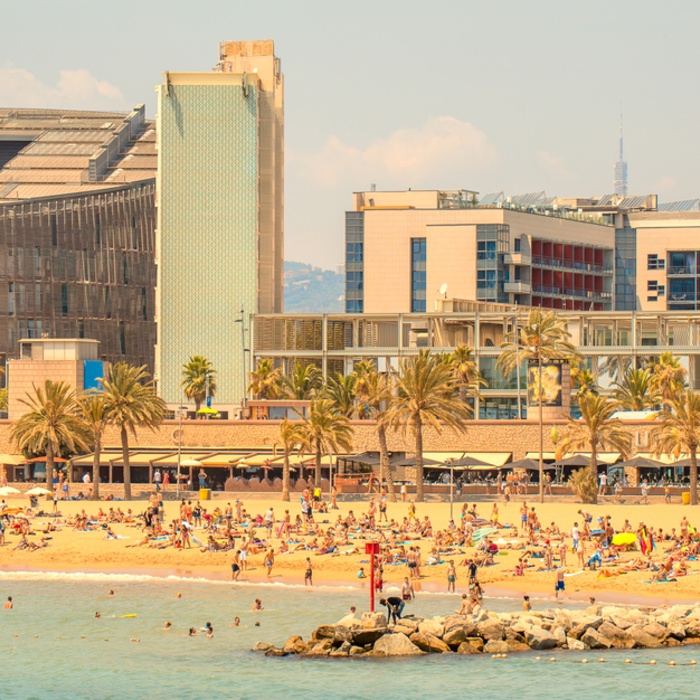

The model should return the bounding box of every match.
[206,396,212,408]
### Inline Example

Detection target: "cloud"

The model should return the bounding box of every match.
[290,116,499,189]
[0,64,125,110]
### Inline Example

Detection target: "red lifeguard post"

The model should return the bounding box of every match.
[365,541,380,612]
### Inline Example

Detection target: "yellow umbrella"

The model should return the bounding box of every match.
[612,532,637,547]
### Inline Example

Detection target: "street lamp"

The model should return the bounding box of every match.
[235,308,248,418]
[175,405,188,499]
[512,308,522,419]
[448,459,455,522]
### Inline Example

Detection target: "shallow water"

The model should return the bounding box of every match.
[0,572,698,700]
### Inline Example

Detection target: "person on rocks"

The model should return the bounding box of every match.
[379,596,405,625]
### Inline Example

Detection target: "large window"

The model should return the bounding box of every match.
[410,238,427,312]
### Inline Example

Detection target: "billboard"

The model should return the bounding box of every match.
[528,359,564,407]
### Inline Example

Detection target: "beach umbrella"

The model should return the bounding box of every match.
[196,407,220,417]
[25,487,53,496]
[507,458,556,471]
[0,486,21,496]
[556,454,603,467]
[447,455,491,468]
[180,458,203,468]
[612,532,638,547]
[615,456,663,469]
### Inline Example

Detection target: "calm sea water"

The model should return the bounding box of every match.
[0,572,698,700]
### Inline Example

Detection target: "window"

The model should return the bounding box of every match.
[78,320,85,339]
[514,238,521,252]
[410,238,427,312]
[477,240,497,260]
[141,288,148,320]
[61,284,68,315]
[119,321,126,355]
[50,215,58,246]
[647,254,665,270]
[647,280,658,291]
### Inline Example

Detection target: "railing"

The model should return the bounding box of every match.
[669,292,698,302]
[531,255,610,274]
[667,266,697,276]
[532,284,612,300]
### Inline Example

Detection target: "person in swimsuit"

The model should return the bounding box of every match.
[264,548,274,577]
[231,550,241,581]
[447,560,457,593]
[379,597,405,625]
[401,577,415,601]
[304,557,313,586]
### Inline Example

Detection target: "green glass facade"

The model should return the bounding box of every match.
[157,80,259,405]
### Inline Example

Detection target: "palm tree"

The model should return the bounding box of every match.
[447,344,487,403]
[247,358,284,400]
[555,391,631,504]
[497,309,578,503]
[283,362,322,400]
[654,390,700,505]
[388,350,471,502]
[300,398,353,489]
[181,355,216,413]
[354,362,397,501]
[101,363,166,500]
[650,352,687,411]
[76,392,110,499]
[323,373,357,417]
[11,381,88,490]
[612,367,660,411]
[602,355,633,384]
[276,419,309,501]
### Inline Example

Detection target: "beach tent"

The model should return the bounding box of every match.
[506,458,556,471]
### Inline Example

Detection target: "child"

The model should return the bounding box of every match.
[523,595,531,612]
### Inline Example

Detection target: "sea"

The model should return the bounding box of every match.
[0,571,698,700]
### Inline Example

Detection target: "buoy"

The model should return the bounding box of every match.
[56,635,61,639]
[33,635,38,639]
[669,661,676,667]
[549,657,556,662]
[650,660,657,665]
[502,654,508,659]
[535,656,541,661]
[81,635,85,639]
[581,659,588,664]
[624,659,631,664]
[690,660,697,666]
[13,634,18,638]
[491,654,498,659]
[598,658,605,663]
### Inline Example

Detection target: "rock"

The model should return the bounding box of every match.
[466,637,485,652]
[365,649,387,657]
[568,624,587,640]
[311,625,337,641]
[627,625,663,649]
[570,614,603,630]
[683,637,700,645]
[580,628,613,650]
[669,605,693,618]
[457,641,481,654]
[253,641,274,652]
[665,620,686,641]
[477,619,505,641]
[265,647,288,657]
[307,639,333,656]
[360,612,388,628]
[283,636,308,655]
[643,622,667,640]
[444,625,479,648]
[418,620,445,638]
[329,641,352,657]
[349,645,365,655]
[392,624,417,637]
[395,617,419,633]
[596,622,635,650]
[444,616,477,637]
[684,620,700,638]
[566,636,587,651]
[505,628,527,644]
[554,611,573,632]
[373,633,424,656]
[352,627,388,647]
[526,626,559,651]
[483,640,511,654]
[611,616,635,631]
[410,632,451,654]
[332,626,353,646]
[665,637,682,647]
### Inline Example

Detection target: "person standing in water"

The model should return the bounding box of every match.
[304,558,313,586]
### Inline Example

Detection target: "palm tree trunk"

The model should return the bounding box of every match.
[282,450,291,502]
[315,443,322,489]
[377,422,396,502]
[538,354,544,504]
[92,433,101,500]
[45,442,55,491]
[690,446,698,506]
[415,415,424,502]
[121,426,132,501]
[589,443,598,505]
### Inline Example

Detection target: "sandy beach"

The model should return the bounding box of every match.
[1,492,699,606]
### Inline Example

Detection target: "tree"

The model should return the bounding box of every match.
[101,363,166,500]
[276,419,309,501]
[354,362,397,501]
[498,309,578,503]
[654,390,700,505]
[388,350,471,502]
[650,351,687,412]
[283,362,322,400]
[247,358,284,400]
[612,367,660,411]
[323,373,357,417]
[300,398,353,489]
[446,344,487,403]
[11,380,88,490]
[181,355,217,413]
[76,391,110,499]
[555,391,631,504]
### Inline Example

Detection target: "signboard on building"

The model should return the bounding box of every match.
[527,359,566,407]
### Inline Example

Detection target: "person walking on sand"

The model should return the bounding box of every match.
[554,567,566,600]
[447,560,457,593]
[264,548,275,577]
[304,557,313,586]
[231,550,242,581]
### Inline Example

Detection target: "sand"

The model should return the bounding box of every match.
[1,491,699,606]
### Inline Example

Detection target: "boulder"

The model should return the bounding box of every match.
[311,625,337,641]
[684,619,700,638]
[395,618,419,633]
[307,639,333,655]
[466,637,485,652]
[352,627,388,647]
[444,616,477,637]
[457,641,481,654]
[666,637,682,647]
[665,619,686,641]
[410,632,451,654]
[526,626,559,651]
[418,620,445,638]
[283,636,308,654]
[611,615,635,631]
[567,624,587,640]
[329,641,352,657]
[566,636,587,651]
[349,645,365,656]
[627,625,663,649]
[359,612,388,628]
[505,628,527,644]
[265,647,289,657]
[477,619,505,641]
[596,622,635,650]
[332,626,353,646]
[508,641,532,652]
[373,633,424,656]
[392,623,418,637]
[253,641,274,652]
[483,640,511,654]
[580,628,613,650]
[570,614,603,630]
[642,622,667,640]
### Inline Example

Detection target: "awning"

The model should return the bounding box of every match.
[635,452,685,465]
[0,454,26,465]
[531,451,621,465]
[462,452,513,467]
[71,451,123,466]
[525,452,557,461]
[423,452,470,464]
[615,456,663,469]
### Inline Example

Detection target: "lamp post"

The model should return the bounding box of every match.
[513,308,522,419]
[175,405,187,499]
[235,308,247,418]
[448,459,455,522]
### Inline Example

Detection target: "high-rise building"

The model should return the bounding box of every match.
[0,106,157,371]
[155,41,284,412]
[613,116,628,197]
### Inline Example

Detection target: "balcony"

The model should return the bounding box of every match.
[532,284,612,301]
[669,292,698,302]
[504,252,531,265]
[531,255,612,275]
[667,266,697,276]
[504,281,531,294]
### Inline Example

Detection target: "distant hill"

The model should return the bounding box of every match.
[283,261,345,313]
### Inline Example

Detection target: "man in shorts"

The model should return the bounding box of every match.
[554,567,566,600]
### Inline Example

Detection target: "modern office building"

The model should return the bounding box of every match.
[0,106,157,372]
[156,40,284,412]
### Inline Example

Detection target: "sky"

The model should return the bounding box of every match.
[2,0,699,269]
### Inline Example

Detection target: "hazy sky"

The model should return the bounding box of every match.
[2,1,699,269]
